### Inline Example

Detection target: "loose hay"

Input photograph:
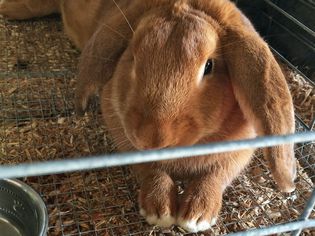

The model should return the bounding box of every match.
[0,77,75,121]
[0,15,79,74]
[0,14,314,236]
[281,65,315,127]
[0,114,111,164]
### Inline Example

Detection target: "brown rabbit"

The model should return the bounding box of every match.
[1,0,296,232]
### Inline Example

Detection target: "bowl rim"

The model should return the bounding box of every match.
[1,178,48,236]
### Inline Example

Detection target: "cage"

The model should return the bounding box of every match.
[0,0,314,235]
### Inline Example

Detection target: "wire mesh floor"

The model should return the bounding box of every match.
[0,14,314,236]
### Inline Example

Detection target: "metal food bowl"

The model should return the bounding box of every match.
[0,179,48,236]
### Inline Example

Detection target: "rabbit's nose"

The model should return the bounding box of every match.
[131,123,173,150]
[132,133,171,150]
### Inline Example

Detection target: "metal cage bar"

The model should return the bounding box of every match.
[227,219,315,236]
[292,189,315,236]
[0,132,314,179]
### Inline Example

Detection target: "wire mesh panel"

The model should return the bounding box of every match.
[22,153,314,236]
[0,3,314,236]
[234,0,315,83]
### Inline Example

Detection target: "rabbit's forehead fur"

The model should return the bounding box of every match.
[129,9,218,117]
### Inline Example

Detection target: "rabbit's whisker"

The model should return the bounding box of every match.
[106,127,124,131]
[100,97,113,101]
[111,0,134,33]
[103,113,119,118]
[101,23,128,40]
[114,139,131,148]
[82,54,115,62]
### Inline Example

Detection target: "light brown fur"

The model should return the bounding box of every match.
[0,0,296,232]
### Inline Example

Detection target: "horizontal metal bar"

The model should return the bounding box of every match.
[0,132,314,179]
[292,189,315,236]
[226,220,315,236]
[262,0,315,37]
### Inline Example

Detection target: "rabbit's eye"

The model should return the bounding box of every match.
[204,59,213,75]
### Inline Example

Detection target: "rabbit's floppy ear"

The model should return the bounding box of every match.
[75,26,128,115]
[221,26,296,192]
[74,1,143,115]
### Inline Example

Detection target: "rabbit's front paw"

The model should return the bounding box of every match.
[139,177,177,228]
[140,207,176,228]
[177,185,222,233]
[74,84,95,116]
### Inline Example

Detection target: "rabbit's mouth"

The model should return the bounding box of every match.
[124,124,203,151]
[125,131,177,151]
